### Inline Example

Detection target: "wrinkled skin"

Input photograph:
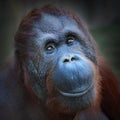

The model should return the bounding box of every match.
[24,14,98,112]
[0,5,119,120]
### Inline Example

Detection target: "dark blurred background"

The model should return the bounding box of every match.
[0,0,120,79]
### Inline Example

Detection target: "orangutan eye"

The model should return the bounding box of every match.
[46,43,55,51]
[45,42,56,54]
[66,34,76,45]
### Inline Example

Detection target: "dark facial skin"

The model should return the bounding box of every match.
[25,13,97,111]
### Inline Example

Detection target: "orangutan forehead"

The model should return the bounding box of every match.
[37,13,79,33]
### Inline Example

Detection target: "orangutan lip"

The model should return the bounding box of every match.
[58,84,93,97]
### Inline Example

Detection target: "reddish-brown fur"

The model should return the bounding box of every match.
[0,5,120,120]
[99,58,120,120]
